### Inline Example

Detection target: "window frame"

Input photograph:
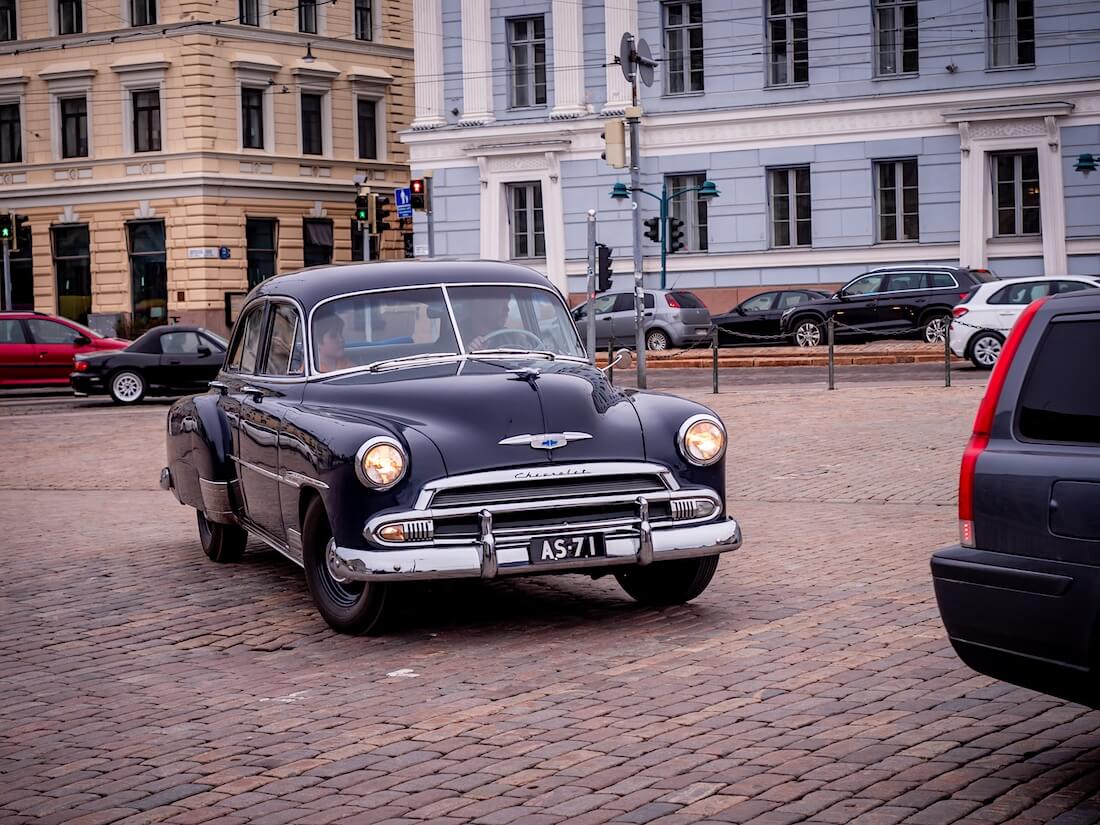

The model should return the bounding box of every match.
[58,0,83,35]
[246,218,278,289]
[506,16,548,109]
[225,302,267,375]
[874,157,919,243]
[987,0,1035,69]
[354,0,374,41]
[0,101,22,164]
[126,219,168,329]
[666,172,709,253]
[356,97,378,160]
[507,181,546,260]
[240,86,265,151]
[303,218,334,267]
[0,0,15,42]
[299,0,318,34]
[663,1,705,95]
[51,223,92,324]
[131,88,162,153]
[59,95,88,159]
[130,0,156,26]
[299,90,325,156]
[259,300,305,378]
[765,0,809,87]
[239,0,260,27]
[991,149,1041,238]
[768,166,812,248]
[872,0,918,77]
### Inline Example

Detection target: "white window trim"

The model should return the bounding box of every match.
[121,0,157,27]
[665,172,709,252]
[353,0,377,42]
[296,86,331,158]
[767,165,813,248]
[112,59,169,156]
[0,75,27,166]
[872,157,920,243]
[871,0,918,78]
[237,0,269,28]
[353,92,386,163]
[232,61,279,154]
[50,0,85,37]
[297,0,327,35]
[41,68,95,162]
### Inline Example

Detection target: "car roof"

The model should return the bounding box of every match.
[250,260,554,308]
[972,274,1100,293]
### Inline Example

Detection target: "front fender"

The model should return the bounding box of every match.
[630,392,727,501]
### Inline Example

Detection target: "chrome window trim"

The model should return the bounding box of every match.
[355,435,408,490]
[840,270,959,298]
[677,413,727,467]
[220,294,311,383]
[257,297,306,379]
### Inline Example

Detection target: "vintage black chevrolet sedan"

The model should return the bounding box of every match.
[162,261,741,633]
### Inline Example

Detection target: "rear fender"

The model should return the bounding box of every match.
[166,393,237,516]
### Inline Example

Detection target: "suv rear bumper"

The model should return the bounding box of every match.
[931,545,1100,708]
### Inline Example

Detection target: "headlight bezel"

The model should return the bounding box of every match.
[677,414,727,467]
[354,436,408,490]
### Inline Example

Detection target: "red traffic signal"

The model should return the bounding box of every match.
[410,178,428,211]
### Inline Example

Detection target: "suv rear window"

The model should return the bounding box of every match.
[669,291,705,309]
[1017,319,1100,445]
[928,273,958,289]
[967,268,998,283]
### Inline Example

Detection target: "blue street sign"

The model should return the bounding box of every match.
[219,246,231,260]
[395,187,413,219]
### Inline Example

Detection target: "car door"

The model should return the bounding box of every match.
[772,292,817,336]
[24,318,89,382]
[987,281,1051,334]
[0,318,36,385]
[577,294,617,346]
[879,271,928,331]
[610,292,640,344]
[158,329,221,391]
[834,272,886,332]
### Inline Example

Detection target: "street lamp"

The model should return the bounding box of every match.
[697,180,720,199]
[1074,152,1097,176]
[610,181,630,201]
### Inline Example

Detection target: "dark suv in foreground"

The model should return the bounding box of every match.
[932,289,1100,707]
[779,265,997,347]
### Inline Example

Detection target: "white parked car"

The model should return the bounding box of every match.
[950,275,1100,368]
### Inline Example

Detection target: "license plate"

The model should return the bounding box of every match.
[528,534,606,564]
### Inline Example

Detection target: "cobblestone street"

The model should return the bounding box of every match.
[3,380,1100,825]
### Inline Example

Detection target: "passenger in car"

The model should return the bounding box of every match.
[315,313,355,373]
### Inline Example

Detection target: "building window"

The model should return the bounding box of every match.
[507,17,547,108]
[769,166,812,247]
[0,102,20,163]
[241,87,265,150]
[766,0,808,86]
[2,222,32,310]
[239,0,259,26]
[131,0,156,26]
[875,159,919,242]
[356,98,378,160]
[301,92,323,155]
[355,0,373,41]
[246,219,277,289]
[132,89,161,153]
[0,0,15,42]
[60,96,88,159]
[664,2,704,94]
[299,0,318,34]
[666,173,709,252]
[52,225,92,324]
[59,0,83,34]
[303,219,333,267]
[988,0,1034,67]
[874,0,917,76]
[507,182,545,259]
[128,220,167,330]
[993,150,1040,237]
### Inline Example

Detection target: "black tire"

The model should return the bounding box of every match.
[197,510,247,563]
[922,313,951,344]
[645,329,670,351]
[615,555,720,606]
[791,317,824,348]
[301,497,390,635]
[968,331,1004,370]
[109,369,147,404]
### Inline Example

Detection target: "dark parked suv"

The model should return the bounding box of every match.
[779,265,997,347]
[932,288,1100,707]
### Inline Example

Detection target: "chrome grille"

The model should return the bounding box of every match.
[428,474,667,509]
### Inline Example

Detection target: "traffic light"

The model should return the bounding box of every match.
[410,178,427,211]
[667,217,685,253]
[0,213,11,244]
[11,214,27,252]
[643,217,660,243]
[373,194,391,233]
[403,232,415,258]
[596,243,613,293]
[354,193,370,223]
[601,119,626,169]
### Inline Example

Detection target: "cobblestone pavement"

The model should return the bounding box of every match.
[3,381,1100,825]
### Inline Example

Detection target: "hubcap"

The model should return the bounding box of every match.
[112,372,142,402]
[795,322,821,347]
[647,333,667,351]
[925,317,948,343]
[322,538,364,606]
[974,336,1001,366]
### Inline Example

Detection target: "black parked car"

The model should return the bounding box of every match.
[712,289,829,346]
[71,325,227,404]
[161,261,742,634]
[932,288,1100,707]
[779,266,997,347]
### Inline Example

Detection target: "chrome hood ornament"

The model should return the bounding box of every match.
[499,432,594,451]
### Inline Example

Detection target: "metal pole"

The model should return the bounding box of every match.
[827,316,835,391]
[2,241,10,312]
[586,209,597,365]
[361,221,370,262]
[711,326,719,395]
[425,173,436,258]
[944,321,952,388]
[607,340,614,384]
[628,86,646,389]
[659,184,668,291]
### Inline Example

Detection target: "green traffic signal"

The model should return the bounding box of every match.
[0,226,9,240]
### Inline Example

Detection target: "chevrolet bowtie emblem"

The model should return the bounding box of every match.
[498,432,593,451]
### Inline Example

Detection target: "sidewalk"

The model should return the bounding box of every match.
[597,339,958,369]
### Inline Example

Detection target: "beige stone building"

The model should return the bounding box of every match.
[0,0,413,336]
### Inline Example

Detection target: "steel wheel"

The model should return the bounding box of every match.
[793,320,822,348]
[321,539,366,607]
[110,370,146,404]
[924,316,950,344]
[970,333,1003,370]
[646,330,669,351]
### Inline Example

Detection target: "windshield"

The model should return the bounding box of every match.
[447,285,585,358]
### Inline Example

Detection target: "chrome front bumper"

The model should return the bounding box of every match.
[327,515,742,582]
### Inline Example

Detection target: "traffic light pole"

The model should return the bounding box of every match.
[628,96,646,389]
[361,221,370,262]
[425,174,436,258]
[659,183,668,290]
[2,240,10,312]
[586,210,597,365]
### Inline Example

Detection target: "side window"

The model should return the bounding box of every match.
[226,305,264,373]
[1053,281,1092,295]
[0,319,27,343]
[159,331,202,354]
[1018,320,1100,445]
[612,294,634,313]
[26,319,81,344]
[991,281,1051,305]
[842,273,885,296]
[742,292,776,312]
[778,292,809,310]
[262,304,304,376]
[585,295,618,317]
[929,272,957,288]
[644,293,655,311]
[884,272,924,292]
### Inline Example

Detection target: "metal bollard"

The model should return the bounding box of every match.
[711,327,719,395]
[607,340,614,384]
[944,320,952,388]
[827,316,836,391]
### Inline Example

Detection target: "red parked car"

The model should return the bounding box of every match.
[0,312,129,387]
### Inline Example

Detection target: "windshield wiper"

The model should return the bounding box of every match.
[468,348,557,361]
[367,352,460,372]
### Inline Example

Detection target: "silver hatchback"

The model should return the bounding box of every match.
[573,289,712,351]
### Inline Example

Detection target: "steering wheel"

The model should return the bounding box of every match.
[478,328,543,349]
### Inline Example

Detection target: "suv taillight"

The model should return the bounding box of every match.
[665,294,681,309]
[952,306,969,318]
[958,297,1046,547]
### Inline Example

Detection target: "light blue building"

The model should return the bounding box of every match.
[403,0,1100,305]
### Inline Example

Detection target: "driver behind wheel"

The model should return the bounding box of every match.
[457,290,513,351]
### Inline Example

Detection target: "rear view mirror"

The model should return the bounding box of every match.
[197,346,212,357]
[602,348,632,374]
[73,335,91,346]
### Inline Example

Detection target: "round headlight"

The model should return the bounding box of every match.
[356,437,407,489]
[679,415,726,466]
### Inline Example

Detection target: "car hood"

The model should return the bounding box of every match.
[302,357,646,476]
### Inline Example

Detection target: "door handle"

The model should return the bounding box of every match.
[209,380,229,395]
[241,385,265,402]
[168,360,182,365]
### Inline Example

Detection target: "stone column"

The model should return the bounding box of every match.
[603,0,638,114]
[460,0,494,125]
[550,0,586,120]
[412,0,446,129]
